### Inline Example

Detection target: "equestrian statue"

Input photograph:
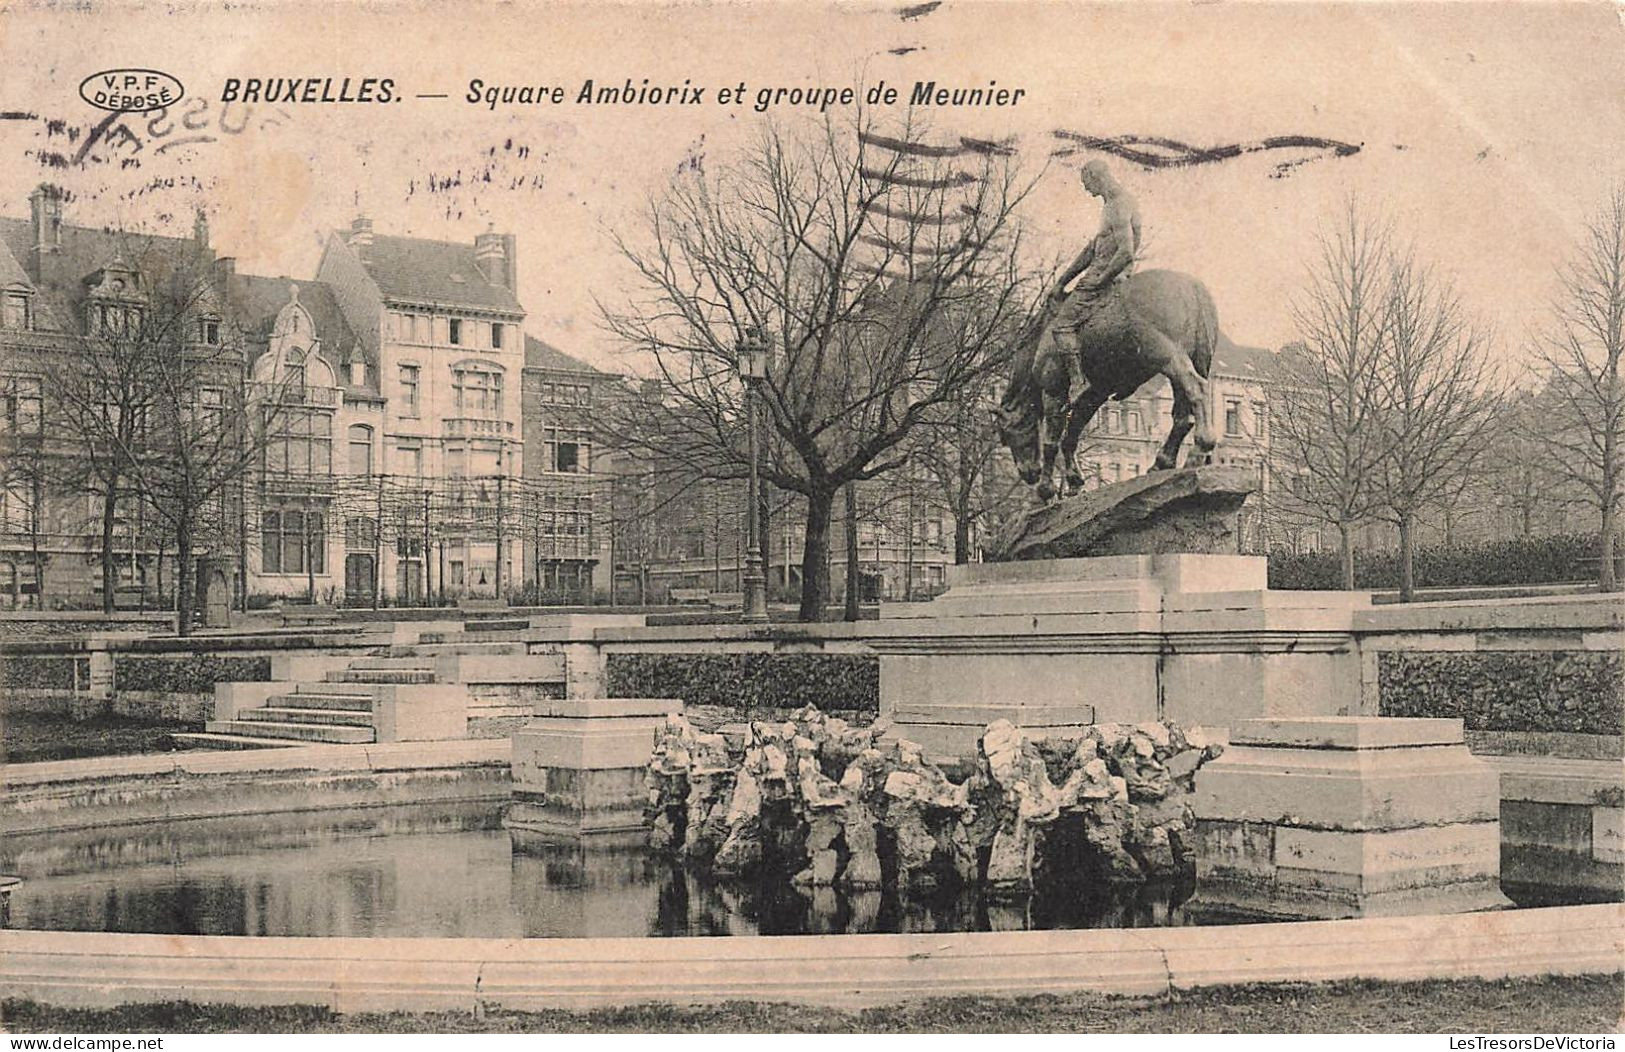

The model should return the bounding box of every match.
[994,159,1221,502]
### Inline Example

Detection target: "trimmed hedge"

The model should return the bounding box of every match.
[1269,533,1606,590]
[0,655,89,690]
[605,653,878,714]
[116,654,272,694]
[1379,651,1623,735]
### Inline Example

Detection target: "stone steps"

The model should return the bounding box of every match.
[348,657,441,671]
[238,706,374,727]
[203,719,375,744]
[170,732,302,750]
[325,668,437,685]
[270,691,375,712]
[393,642,528,657]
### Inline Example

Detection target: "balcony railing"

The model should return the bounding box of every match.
[443,417,513,438]
[249,382,340,408]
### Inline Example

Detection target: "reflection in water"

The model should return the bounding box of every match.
[0,805,1597,938]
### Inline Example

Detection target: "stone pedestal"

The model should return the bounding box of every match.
[872,554,1367,756]
[1190,716,1512,919]
[506,697,681,844]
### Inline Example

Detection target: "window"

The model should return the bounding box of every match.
[1,377,43,436]
[397,441,422,476]
[398,364,420,414]
[452,365,503,415]
[448,318,462,346]
[264,408,332,476]
[3,293,29,330]
[199,318,220,345]
[541,427,591,473]
[346,516,377,547]
[490,322,504,350]
[445,445,466,478]
[196,386,225,428]
[1252,400,1267,440]
[261,508,326,574]
[1126,410,1142,435]
[348,424,374,476]
[94,303,143,336]
[1225,399,1242,437]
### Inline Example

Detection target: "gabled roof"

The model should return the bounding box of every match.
[0,235,30,289]
[344,232,522,313]
[1211,334,1277,381]
[0,216,215,334]
[228,273,361,371]
[524,333,603,375]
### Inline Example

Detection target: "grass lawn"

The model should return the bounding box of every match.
[0,706,196,764]
[4,975,1621,1033]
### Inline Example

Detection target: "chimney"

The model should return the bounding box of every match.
[29,184,62,255]
[473,224,511,290]
[193,207,210,247]
[348,215,374,250]
[213,256,236,283]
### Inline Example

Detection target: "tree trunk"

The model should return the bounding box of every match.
[798,486,835,622]
[175,508,195,637]
[1399,512,1416,603]
[100,480,120,614]
[844,483,860,622]
[953,513,972,565]
[1601,500,1618,593]
[1338,520,1355,590]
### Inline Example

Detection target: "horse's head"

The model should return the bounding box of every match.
[991,398,1041,485]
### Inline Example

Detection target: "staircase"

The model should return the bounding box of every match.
[182,613,572,749]
[188,660,444,748]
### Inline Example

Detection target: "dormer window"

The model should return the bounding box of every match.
[200,318,221,345]
[3,292,29,330]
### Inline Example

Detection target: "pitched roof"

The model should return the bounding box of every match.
[524,333,603,375]
[0,216,215,334]
[227,273,361,371]
[346,233,522,312]
[1211,334,1277,381]
[0,233,30,288]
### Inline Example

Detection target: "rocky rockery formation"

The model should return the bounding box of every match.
[643,705,1223,898]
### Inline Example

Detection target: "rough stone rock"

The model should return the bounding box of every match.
[643,706,1220,897]
[841,803,884,890]
[993,464,1260,561]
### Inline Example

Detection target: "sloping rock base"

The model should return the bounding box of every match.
[644,706,1222,899]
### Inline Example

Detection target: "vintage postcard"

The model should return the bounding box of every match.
[0,0,1620,1039]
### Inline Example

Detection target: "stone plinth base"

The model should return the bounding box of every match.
[873,554,1368,757]
[1190,717,1512,919]
[505,697,681,840]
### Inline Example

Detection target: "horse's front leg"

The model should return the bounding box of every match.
[1037,389,1069,503]
[1059,387,1109,493]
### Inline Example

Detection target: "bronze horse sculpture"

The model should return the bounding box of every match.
[994,268,1221,502]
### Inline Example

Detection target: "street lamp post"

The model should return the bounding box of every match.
[738,327,770,623]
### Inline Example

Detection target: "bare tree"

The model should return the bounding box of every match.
[1271,200,1393,588]
[60,244,287,634]
[0,392,52,608]
[1370,250,1499,601]
[597,113,1041,619]
[39,273,167,613]
[1531,187,1625,591]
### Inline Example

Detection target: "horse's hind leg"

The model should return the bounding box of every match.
[1152,331,1218,459]
[1155,387,1194,470]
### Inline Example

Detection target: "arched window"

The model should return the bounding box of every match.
[348,424,374,477]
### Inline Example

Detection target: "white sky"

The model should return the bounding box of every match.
[1,1,1621,371]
